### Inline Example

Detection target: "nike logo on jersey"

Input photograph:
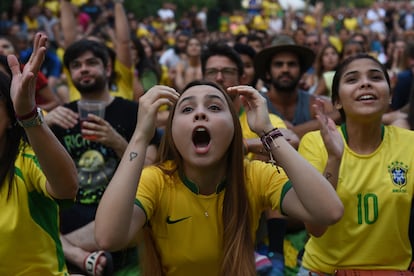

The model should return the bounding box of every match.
[166,216,191,224]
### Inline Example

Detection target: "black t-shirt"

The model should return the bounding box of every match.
[52,97,162,233]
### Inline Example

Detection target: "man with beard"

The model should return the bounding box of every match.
[45,39,162,275]
[254,35,339,139]
[254,35,340,275]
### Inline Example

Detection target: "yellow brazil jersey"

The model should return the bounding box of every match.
[24,15,39,31]
[251,15,269,32]
[0,144,69,275]
[322,15,335,29]
[304,15,317,30]
[66,59,134,102]
[328,36,342,53]
[135,160,291,276]
[298,125,414,273]
[262,0,281,17]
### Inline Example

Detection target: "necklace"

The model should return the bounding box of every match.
[196,194,216,217]
[180,173,223,217]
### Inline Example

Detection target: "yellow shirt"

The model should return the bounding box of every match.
[299,125,414,273]
[239,109,286,160]
[136,160,290,276]
[343,17,359,32]
[0,144,69,275]
[262,0,281,17]
[239,109,286,140]
[71,0,88,6]
[42,0,60,16]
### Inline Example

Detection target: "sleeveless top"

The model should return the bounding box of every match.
[261,90,312,125]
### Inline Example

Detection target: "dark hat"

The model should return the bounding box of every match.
[254,35,315,81]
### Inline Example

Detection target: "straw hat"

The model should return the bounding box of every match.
[254,35,315,81]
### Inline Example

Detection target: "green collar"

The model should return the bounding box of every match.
[179,171,226,195]
[340,123,384,143]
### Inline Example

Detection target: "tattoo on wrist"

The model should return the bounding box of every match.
[325,172,332,180]
[129,152,138,161]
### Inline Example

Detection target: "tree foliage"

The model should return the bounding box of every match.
[320,0,375,10]
[1,0,376,24]
[123,0,376,20]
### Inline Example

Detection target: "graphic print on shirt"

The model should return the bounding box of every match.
[77,148,118,204]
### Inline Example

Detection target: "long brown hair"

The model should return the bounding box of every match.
[141,80,255,275]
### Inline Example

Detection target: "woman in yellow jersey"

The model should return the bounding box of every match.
[298,54,414,275]
[0,33,78,275]
[95,80,343,276]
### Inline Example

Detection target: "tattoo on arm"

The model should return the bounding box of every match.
[129,152,138,161]
[325,172,332,181]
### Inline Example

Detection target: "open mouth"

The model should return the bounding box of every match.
[357,94,377,101]
[192,127,211,148]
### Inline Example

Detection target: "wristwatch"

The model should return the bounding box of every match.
[17,108,44,128]
[261,128,283,152]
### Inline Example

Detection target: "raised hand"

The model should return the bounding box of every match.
[8,32,47,116]
[314,98,343,159]
[136,85,179,142]
[227,85,273,135]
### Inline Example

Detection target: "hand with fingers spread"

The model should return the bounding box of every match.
[136,85,180,143]
[314,98,343,159]
[0,32,79,275]
[227,85,273,135]
[8,32,47,115]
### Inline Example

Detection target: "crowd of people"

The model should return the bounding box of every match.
[1,0,414,275]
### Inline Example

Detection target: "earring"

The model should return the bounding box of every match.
[335,103,342,109]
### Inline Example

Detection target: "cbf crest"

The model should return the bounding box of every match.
[388,161,408,191]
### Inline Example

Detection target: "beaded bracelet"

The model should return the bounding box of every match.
[260,128,283,152]
[260,128,283,172]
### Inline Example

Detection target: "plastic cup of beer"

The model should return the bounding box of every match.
[77,100,106,140]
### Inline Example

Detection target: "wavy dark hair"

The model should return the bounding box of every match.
[201,42,244,78]
[141,80,255,276]
[0,70,26,198]
[131,36,161,84]
[332,54,391,121]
